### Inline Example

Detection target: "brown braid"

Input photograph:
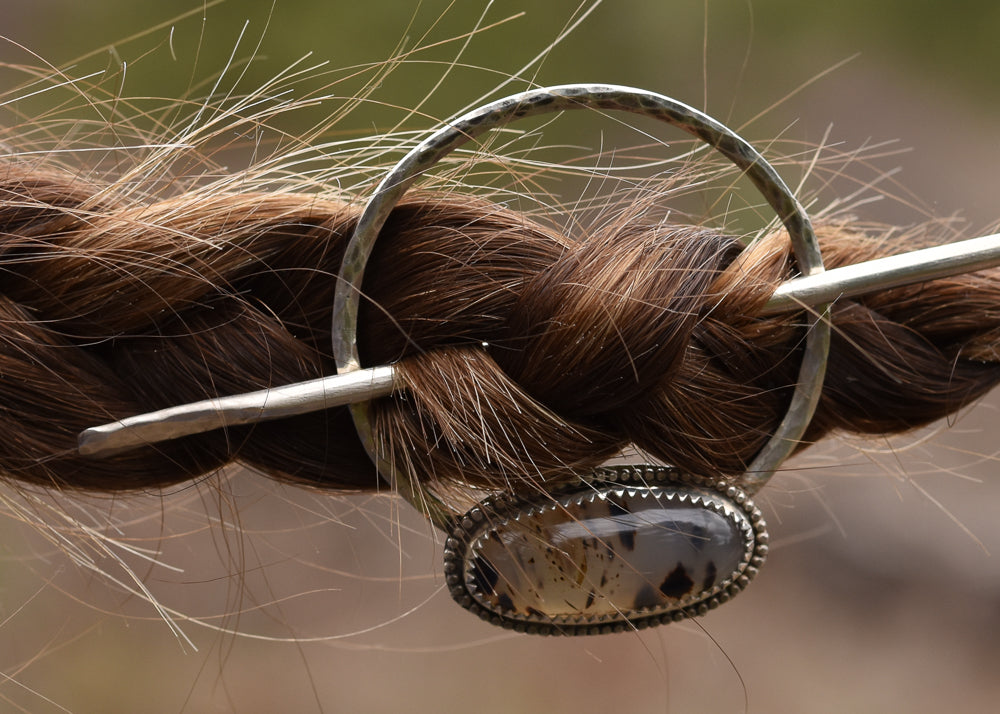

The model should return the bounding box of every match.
[1,162,998,515]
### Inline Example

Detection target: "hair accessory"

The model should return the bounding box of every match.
[76,84,1000,635]
[331,84,824,630]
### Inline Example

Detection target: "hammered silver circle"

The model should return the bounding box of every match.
[331,84,830,527]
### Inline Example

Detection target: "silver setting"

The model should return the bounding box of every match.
[443,466,767,636]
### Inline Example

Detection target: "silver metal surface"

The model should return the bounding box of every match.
[764,232,1000,314]
[443,465,767,635]
[78,365,397,456]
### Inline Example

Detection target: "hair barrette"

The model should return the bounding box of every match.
[77,84,1000,635]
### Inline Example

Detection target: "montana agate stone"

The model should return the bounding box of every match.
[444,468,767,635]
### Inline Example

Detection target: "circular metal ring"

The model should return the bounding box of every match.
[332,83,830,527]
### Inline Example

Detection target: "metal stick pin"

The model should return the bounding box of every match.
[78,230,1000,457]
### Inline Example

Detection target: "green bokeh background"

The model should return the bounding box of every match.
[1,2,999,713]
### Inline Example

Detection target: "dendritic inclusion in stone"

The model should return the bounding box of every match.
[444,467,767,635]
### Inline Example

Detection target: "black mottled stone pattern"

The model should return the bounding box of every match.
[468,488,747,620]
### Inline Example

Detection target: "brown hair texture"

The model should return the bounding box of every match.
[2,160,999,516]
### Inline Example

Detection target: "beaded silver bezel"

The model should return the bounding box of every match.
[443,465,768,636]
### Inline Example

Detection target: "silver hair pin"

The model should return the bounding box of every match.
[78,84,1000,635]
[77,231,1000,456]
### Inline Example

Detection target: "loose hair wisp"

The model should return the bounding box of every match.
[68,85,1000,635]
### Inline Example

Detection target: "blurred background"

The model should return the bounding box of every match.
[1,1,999,712]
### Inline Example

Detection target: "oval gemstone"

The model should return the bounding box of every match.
[455,482,758,628]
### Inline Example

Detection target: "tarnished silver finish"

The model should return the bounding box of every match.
[77,365,397,456]
[443,465,767,635]
[764,232,1000,314]
[330,83,829,521]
